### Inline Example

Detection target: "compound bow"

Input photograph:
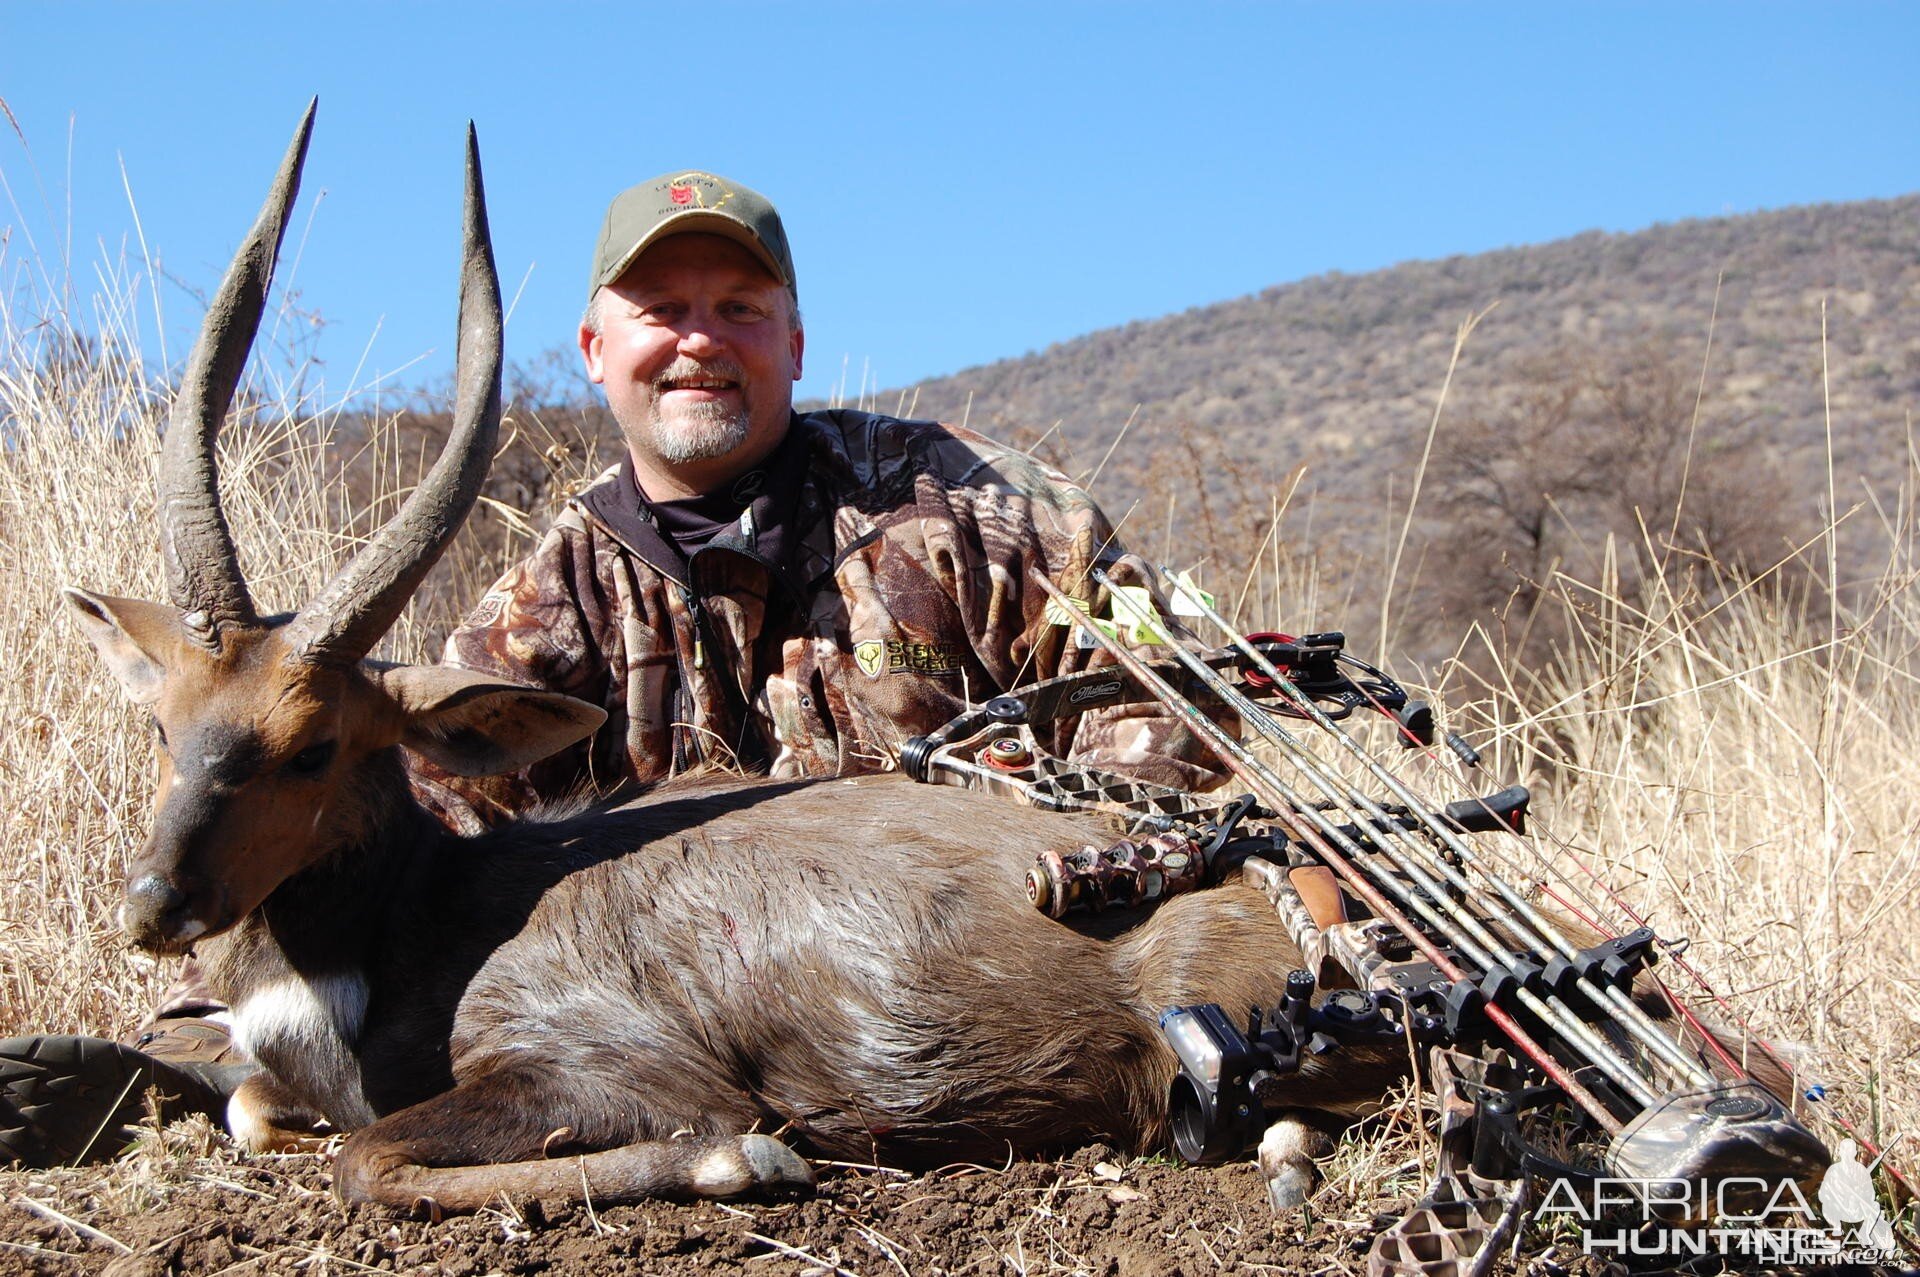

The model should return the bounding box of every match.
[899,569,1905,1276]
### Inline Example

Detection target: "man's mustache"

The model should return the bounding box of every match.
[653,358,747,390]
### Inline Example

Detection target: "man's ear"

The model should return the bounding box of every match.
[790,318,804,380]
[63,588,175,705]
[580,292,606,384]
[377,664,607,777]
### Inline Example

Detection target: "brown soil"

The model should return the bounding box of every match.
[0,1123,1879,1276]
[0,1136,1381,1276]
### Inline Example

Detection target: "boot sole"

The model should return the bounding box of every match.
[0,1035,213,1168]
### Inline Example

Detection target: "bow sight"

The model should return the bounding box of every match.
[901,571,1878,1275]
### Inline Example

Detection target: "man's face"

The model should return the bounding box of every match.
[580,233,804,499]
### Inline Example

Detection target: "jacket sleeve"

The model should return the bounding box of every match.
[929,428,1234,794]
[406,520,615,831]
[1023,497,1236,795]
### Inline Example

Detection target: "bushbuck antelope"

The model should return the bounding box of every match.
[65,109,1402,1214]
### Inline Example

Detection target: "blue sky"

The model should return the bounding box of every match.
[2,3,1914,408]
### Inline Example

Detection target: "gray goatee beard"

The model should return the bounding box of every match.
[649,398,751,464]
[645,359,751,464]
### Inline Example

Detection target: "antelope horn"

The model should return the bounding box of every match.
[159,99,315,646]
[283,124,502,665]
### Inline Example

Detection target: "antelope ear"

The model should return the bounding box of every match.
[64,588,175,705]
[376,664,607,777]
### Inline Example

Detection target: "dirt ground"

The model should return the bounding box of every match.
[0,1119,1899,1276]
[0,1133,1386,1276]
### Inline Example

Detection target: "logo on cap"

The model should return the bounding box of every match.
[669,182,695,207]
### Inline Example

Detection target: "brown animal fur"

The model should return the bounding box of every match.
[195,765,1401,1210]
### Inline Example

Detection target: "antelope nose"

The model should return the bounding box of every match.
[128,872,186,915]
[123,872,196,945]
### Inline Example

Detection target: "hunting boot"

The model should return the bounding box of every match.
[0,987,255,1168]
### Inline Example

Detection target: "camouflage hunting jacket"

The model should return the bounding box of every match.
[414,409,1221,829]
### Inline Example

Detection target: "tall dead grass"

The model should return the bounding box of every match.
[1432,527,1920,1163]
[1174,505,1920,1199]
[1,248,1913,1207]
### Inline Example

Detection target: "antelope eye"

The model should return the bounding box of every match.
[285,741,336,778]
[150,716,168,750]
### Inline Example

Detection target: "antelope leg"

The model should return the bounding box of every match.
[227,1071,331,1154]
[336,1130,814,1213]
[329,1070,812,1213]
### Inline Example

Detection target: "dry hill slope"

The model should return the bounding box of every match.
[871,195,1918,530]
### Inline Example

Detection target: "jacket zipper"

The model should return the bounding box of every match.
[684,549,787,772]
[677,585,706,768]
[574,496,796,773]
[684,586,708,671]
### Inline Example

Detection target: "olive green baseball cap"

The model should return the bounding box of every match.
[588,171,795,300]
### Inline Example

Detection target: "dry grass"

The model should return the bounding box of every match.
[1437,535,1920,1163]
[2,238,1915,1243]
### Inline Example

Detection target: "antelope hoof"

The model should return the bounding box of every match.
[728,1133,814,1198]
[1262,1156,1316,1211]
[1257,1116,1328,1213]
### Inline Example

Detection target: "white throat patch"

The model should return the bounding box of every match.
[232,971,369,1060]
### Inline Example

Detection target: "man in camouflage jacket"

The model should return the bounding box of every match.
[416,169,1218,826]
[417,407,1219,829]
